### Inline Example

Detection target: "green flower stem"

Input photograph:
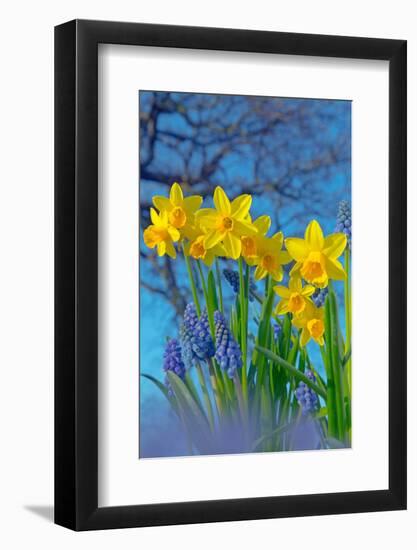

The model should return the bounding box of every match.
[196,261,215,338]
[344,249,352,393]
[238,257,248,403]
[324,299,338,439]
[196,362,216,432]
[183,246,201,316]
[215,258,224,313]
[328,285,345,440]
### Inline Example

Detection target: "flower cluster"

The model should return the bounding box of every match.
[180,303,214,369]
[163,338,186,393]
[214,311,242,379]
[335,200,351,249]
[143,183,349,348]
[295,370,319,415]
[223,268,256,301]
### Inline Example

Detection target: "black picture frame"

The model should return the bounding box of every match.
[55,19,407,531]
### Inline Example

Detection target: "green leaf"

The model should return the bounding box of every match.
[166,371,214,453]
[207,270,219,312]
[255,345,327,399]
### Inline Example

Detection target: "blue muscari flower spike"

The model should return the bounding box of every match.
[295,370,319,416]
[273,322,282,341]
[214,311,242,379]
[180,303,214,369]
[223,268,256,301]
[335,200,351,249]
[312,287,328,308]
[163,338,186,394]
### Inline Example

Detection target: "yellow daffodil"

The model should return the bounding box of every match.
[152,182,203,238]
[143,208,180,258]
[252,232,292,281]
[196,186,257,260]
[241,215,271,263]
[184,230,225,266]
[292,301,325,347]
[273,276,315,315]
[285,220,347,288]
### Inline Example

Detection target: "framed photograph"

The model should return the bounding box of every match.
[55,19,407,530]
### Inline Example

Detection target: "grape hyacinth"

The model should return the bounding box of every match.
[335,200,351,249]
[180,303,215,369]
[312,287,328,308]
[214,311,242,379]
[223,268,256,301]
[273,322,282,341]
[163,338,186,394]
[295,370,319,415]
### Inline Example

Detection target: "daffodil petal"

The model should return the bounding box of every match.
[254,265,267,280]
[305,220,324,251]
[183,195,203,214]
[301,285,316,297]
[253,215,271,236]
[195,209,218,229]
[325,257,347,280]
[278,251,291,266]
[231,194,252,219]
[165,241,177,258]
[213,186,231,214]
[169,182,183,206]
[289,276,302,292]
[290,261,302,276]
[233,219,258,236]
[271,266,284,282]
[152,196,172,212]
[167,226,180,242]
[300,328,311,347]
[204,229,224,249]
[149,207,160,226]
[273,285,291,298]
[223,232,241,259]
[275,300,289,315]
[271,231,284,248]
[323,233,347,259]
[285,238,309,262]
[157,241,166,256]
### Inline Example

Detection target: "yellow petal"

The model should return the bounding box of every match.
[254,265,267,280]
[165,241,177,259]
[323,233,347,259]
[271,266,284,282]
[223,232,241,259]
[167,226,180,242]
[150,207,160,226]
[289,276,302,292]
[233,219,258,236]
[204,230,224,249]
[152,196,172,212]
[279,251,292,265]
[285,238,309,261]
[325,257,347,280]
[231,194,252,219]
[273,285,291,298]
[305,220,324,251]
[275,299,289,315]
[169,182,184,206]
[300,328,311,347]
[271,231,284,248]
[157,241,166,256]
[290,261,302,276]
[202,249,215,266]
[213,186,231,214]
[183,195,203,214]
[195,209,218,229]
[253,215,271,236]
[301,284,316,297]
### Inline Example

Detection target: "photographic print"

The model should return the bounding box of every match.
[139,91,351,458]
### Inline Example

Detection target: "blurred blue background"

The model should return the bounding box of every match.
[139,91,351,458]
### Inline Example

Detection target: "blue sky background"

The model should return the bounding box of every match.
[139,91,351,458]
